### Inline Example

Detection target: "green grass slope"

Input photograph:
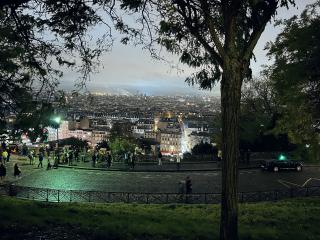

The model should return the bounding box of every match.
[0,196,319,239]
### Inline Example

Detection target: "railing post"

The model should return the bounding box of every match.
[146,193,149,204]
[70,190,72,202]
[204,193,207,204]
[306,187,309,197]
[46,189,49,202]
[57,190,60,202]
[89,192,91,202]
[241,192,244,203]
[127,193,130,203]
[274,190,278,201]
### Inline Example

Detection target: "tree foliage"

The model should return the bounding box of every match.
[192,142,217,155]
[0,0,116,121]
[109,121,133,140]
[267,1,320,146]
[109,137,136,159]
[57,137,88,148]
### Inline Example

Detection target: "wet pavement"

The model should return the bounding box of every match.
[2,155,320,194]
[11,165,320,193]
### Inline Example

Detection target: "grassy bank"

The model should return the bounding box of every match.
[0,196,319,240]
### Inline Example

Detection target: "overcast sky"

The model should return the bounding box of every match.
[60,1,316,96]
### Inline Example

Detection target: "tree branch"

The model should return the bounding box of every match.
[199,0,225,58]
[175,1,223,66]
[242,0,278,61]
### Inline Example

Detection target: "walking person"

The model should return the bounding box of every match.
[186,176,192,194]
[176,153,181,170]
[107,152,111,168]
[217,150,222,162]
[54,148,59,167]
[28,150,34,165]
[92,151,97,167]
[185,176,192,204]
[45,146,51,159]
[124,152,129,165]
[158,151,162,166]
[2,149,8,163]
[47,155,52,170]
[74,148,79,162]
[22,143,28,156]
[0,162,6,181]
[6,148,11,162]
[38,152,44,168]
[131,153,135,169]
[13,163,21,178]
[68,150,74,166]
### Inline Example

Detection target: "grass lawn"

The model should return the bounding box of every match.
[0,196,319,239]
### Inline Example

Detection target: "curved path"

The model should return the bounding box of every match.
[13,167,320,193]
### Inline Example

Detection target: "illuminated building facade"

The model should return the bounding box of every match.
[160,129,182,155]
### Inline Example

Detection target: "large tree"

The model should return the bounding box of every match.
[118,0,295,239]
[267,1,320,161]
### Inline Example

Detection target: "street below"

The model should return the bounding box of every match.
[12,166,320,193]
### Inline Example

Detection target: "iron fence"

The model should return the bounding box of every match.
[4,184,320,204]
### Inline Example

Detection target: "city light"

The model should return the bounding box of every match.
[53,116,61,124]
[278,154,287,161]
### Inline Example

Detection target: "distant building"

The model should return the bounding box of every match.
[160,129,182,155]
[144,130,158,140]
[47,121,69,141]
[91,130,109,146]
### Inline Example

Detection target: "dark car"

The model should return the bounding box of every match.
[261,160,303,172]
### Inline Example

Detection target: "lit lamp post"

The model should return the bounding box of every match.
[53,116,61,167]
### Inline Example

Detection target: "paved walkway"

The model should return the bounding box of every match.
[57,159,262,172]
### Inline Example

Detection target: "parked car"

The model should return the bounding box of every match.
[261,160,303,172]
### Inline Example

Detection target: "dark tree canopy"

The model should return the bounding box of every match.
[267,1,320,144]
[192,142,217,155]
[57,137,88,149]
[0,0,116,121]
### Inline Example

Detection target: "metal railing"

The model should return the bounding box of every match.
[4,184,320,204]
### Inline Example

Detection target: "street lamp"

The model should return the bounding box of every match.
[53,116,61,167]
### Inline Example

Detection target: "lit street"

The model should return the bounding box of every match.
[13,167,320,193]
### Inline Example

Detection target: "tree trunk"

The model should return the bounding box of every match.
[219,57,243,240]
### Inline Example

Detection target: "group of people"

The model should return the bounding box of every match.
[60,146,82,166]
[0,162,21,181]
[25,146,52,170]
[0,143,21,182]
[91,150,136,169]
[91,149,110,167]
[157,151,183,170]
[124,152,136,169]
